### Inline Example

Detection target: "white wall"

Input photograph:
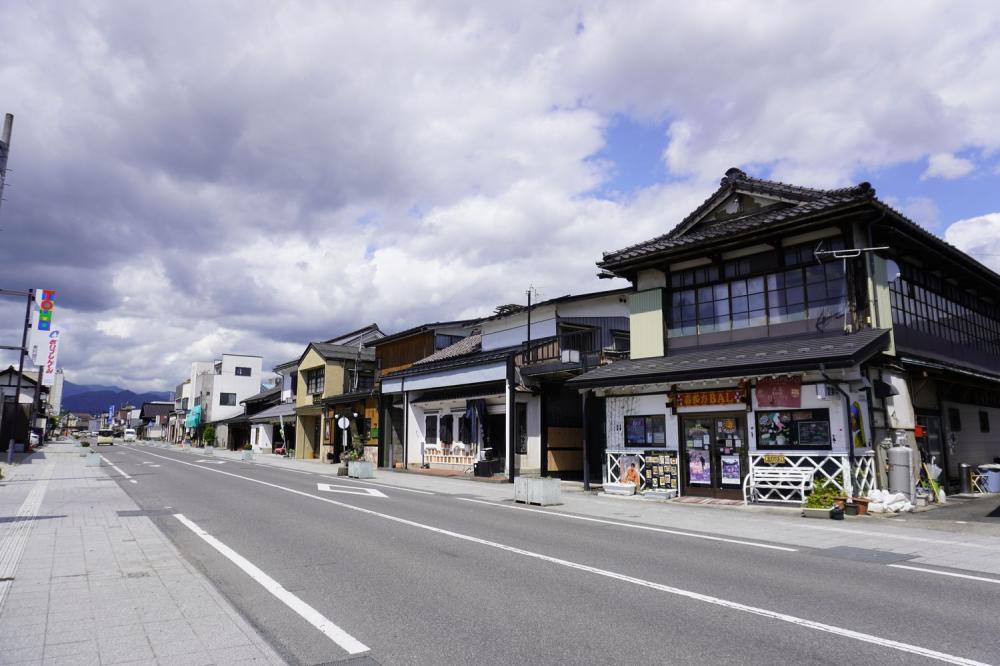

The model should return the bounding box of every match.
[943,401,1000,473]
[606,394,677,451]
[211,355,263,421]
[251,423,273,452]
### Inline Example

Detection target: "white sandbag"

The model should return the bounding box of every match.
[868,502,885,513]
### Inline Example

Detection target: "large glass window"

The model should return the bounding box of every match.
[755,409,832,450]
[625,415,667,446]
[889,262,1000,356]
[667,242,845,337]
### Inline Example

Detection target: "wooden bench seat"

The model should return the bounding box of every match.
[743,468,814,504]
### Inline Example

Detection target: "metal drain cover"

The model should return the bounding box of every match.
[816,546,915,564]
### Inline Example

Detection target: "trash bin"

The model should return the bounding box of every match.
[959,463,973,494]
[978,464,1000,493]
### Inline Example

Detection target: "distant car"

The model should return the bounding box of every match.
[123,428,137,442]
[97,429,114,445]
[29,432,40,447]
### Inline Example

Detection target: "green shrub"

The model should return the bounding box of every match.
[804,478,840,508]
[203,425,216,446]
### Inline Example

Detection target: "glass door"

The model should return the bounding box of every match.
[682,414,747,498]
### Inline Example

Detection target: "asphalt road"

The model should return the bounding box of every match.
[98,442,1000,666]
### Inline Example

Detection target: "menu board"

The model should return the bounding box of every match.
[643,451,679,492]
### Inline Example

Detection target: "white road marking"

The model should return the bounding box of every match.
[140,462,161,467]
[888,564,1000,585]
[194,459,228,464]
[321,476,434,495]
[129,447,987,665]
[100,455,138,483]
[316,483,387,498]
[455,497,797,552]
[173,513,368,655]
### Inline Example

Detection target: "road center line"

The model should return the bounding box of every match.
[100,455,138,483]
[455,497,796,552]
[887,564,1000,585]
[173,513,368,655]
[128,446,986,665]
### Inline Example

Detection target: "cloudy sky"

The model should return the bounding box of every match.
[2,1,1000,391]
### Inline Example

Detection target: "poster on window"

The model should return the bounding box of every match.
[625,417,646,446]
[721,455,741,485]
[688,452,711,484]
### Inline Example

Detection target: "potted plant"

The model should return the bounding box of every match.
[241,442,253,461]
[802,478,839,518]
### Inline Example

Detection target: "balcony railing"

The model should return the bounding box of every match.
[515,330,628,369]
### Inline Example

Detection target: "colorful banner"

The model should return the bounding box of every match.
[29,289,56,364]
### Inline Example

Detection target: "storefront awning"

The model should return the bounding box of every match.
[569,329,890,389]
[248,401,296,423]
[411,381,506,404]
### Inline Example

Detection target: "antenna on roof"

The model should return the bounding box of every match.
[813,241,890,334]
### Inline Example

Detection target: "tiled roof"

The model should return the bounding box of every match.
[310,342,376,362]
[599,168,875,269]
[366,319,478,347]
[241,386,280,404]
[412,334,482,365]
[569,329,890,388]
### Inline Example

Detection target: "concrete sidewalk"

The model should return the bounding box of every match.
[0,442,284,665]
[159,441,1000,578]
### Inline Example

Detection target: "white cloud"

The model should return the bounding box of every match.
[922,153,976,180]
[944,213,1000,273]
[3,1,1000,389]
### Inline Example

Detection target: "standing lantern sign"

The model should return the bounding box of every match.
[338,415,350,457]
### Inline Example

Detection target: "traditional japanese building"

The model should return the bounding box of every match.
[571,168,1000,499]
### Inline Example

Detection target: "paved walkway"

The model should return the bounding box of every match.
[0,442,284,665]
[180,441,1000,577]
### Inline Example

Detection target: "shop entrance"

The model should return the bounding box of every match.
[916,413,947,487]
[484,413,507,474]
[680,413,748,499]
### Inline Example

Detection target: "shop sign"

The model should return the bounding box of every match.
[762,454,786,464]
[756,376,802,408]
[675,388,744,408]
[40,330,60,386]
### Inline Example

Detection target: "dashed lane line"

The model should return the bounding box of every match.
[128,447,988,665]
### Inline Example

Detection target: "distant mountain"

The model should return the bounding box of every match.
[62,380,126,398]
[62,381,173,414]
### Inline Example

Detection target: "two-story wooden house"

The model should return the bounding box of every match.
[381,290,629,479]
[366,320,476,468]
[572,168,1000,499]
[294,324,384,462]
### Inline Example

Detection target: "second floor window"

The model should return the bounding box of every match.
[668,261,845,337]
[220,393,237,406]
[305,368,324,395]
[235,366,252,376]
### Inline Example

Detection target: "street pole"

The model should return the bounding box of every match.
[7,289,33,464]
[0,113,12,216]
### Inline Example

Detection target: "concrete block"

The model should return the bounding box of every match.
[514,476,561,506]
[348,461,374,479]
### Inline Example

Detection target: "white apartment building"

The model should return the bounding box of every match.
[190,354,263,423]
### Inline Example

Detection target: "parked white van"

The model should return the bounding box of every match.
[123,428,137,442]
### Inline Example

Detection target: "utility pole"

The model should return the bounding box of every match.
[0,113,12,215]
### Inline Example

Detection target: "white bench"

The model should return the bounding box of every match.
[743,468,814,504]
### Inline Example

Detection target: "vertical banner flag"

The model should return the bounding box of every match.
[40,330,60,386]
[109,405,114,425]
[29,289,56,364]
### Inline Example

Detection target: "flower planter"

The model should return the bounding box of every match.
[604,482,637,496]
[85,452,102,467]
[348,461,374,479]
[241,451,253,462]
[851,497,870,516]
[802,506,833,519]
[833,496,848,510]
[337,464,349,476]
